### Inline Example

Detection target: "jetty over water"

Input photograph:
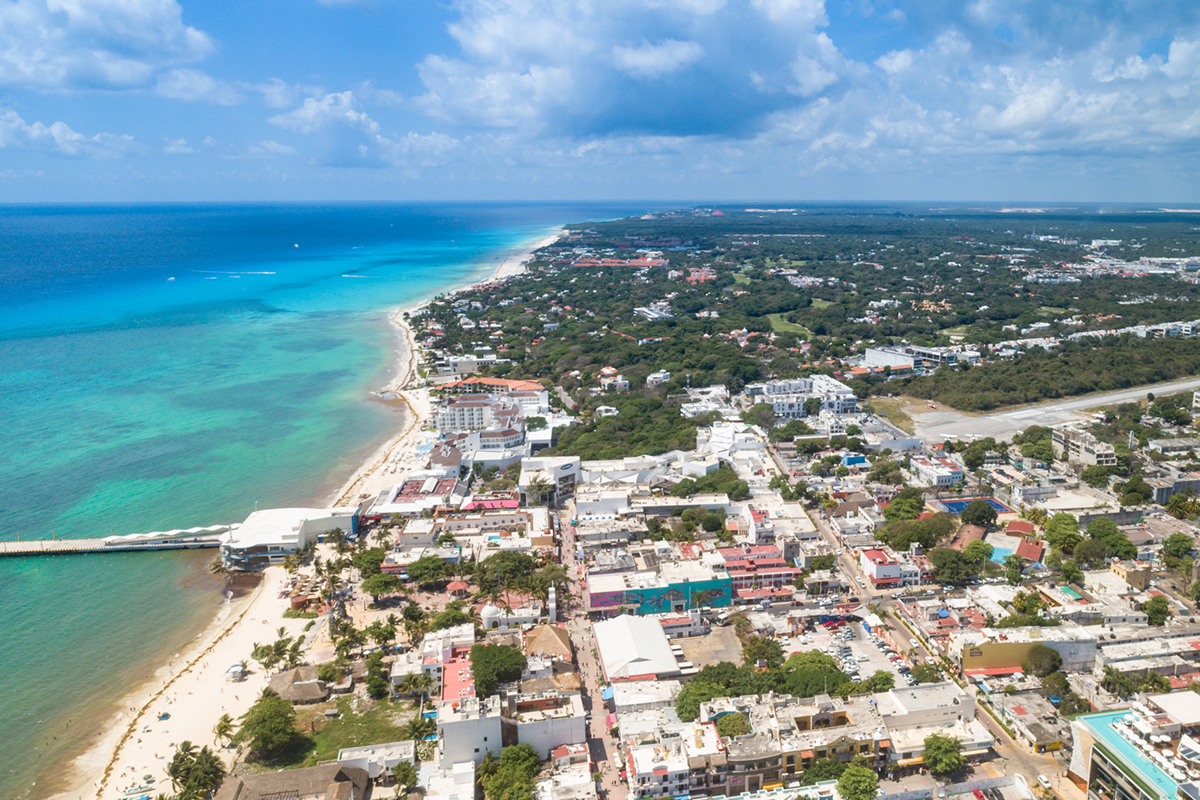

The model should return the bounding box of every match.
[0,525,232,558]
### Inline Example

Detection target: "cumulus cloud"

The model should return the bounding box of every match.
[415,0,852,137]
[0,109,137,157]
[270,90,459,168]
[0,0,212,91]
[155,69,243,104]
[612,40,704,78]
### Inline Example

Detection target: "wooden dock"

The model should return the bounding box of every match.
[0,527,230,558]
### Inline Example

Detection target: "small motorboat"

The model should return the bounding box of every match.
[157,712,170,721]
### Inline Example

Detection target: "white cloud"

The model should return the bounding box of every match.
[268,91,384,138]
[255,78,325,109]
[751,0,825,25]
[612,39,704,78]
[246,140,299,156]
[270,89,459,168]
[0,0,212,91]
[163,137,192,153]
[155,69,243,104]
[0,109,136,157]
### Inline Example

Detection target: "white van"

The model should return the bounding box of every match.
[1038,776,1051,789]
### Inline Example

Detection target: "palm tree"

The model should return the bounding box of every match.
[403,715,436,742]
[524,474,554,507]
[213,713,236,747]
[166,741,196,793]
[189,746,226,795]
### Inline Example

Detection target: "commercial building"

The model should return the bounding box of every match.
[911,457,963,487]
[585,559,732,616]
[741,376,858,418]
[436,694,504,765]
[593,614,682,681]
[1052,426,1118,467]
[1069,703,1200,800]
[219,507,356,570]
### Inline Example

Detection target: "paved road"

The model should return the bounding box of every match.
[911,375,1200,442]
[560,504,625,800]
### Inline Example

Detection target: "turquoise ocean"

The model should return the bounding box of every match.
[0,202,651,797]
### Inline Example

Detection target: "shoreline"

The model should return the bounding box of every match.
[49,226,564,800]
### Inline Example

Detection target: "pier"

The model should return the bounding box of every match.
[0,525,232,558]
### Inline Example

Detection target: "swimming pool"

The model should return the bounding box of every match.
[941,497,1016,515]
[989,547,1013,564]
[1081,710,1178,800]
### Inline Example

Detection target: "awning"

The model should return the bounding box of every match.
[962,748,991,757]
[879,740,891,749]
[801,750,814,759]
[964,666,1024,676]
[606,713,617,728]
[896,757,925,766]
[764,783,784,791]
[601,687,614,700]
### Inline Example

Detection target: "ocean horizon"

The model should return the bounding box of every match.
[0,201,656,798]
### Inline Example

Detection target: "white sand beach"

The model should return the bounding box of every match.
[49,568,302,800]
[49,228,563,800]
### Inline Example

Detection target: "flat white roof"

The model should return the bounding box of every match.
[593,615,680,680]
[1148,691,1200,726]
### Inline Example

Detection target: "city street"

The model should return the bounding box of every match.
[560,505,626,800]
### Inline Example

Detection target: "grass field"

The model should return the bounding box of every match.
[940,325,969,340]
[733,273,752,285]
[810,298,834,309]
[767,313,811,335]
[868,396,916,433]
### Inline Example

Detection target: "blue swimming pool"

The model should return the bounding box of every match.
[941,497,1016,515]
[989,547,1013,564]
[1081,710,1178,800]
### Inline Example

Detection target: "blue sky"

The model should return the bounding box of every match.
[3,0,1200,202]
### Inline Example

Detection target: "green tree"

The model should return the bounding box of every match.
[1081,465,1112,488]
[1005,554,1025,585]
[1044,513,1081,553]
[406,556,449,587]
[233,690,303,761]
[959,499,998,528]
[1023,644,1063,677]
[1191,580,1200,602]
[1144,594,1171,626]
[837,764,879,800]
[212,713,235,747]
[928,548,976,585]
[353,547,387,578]
[676,681,724,722]
[742,636,785,668]
[362,572,401,603]
[1061,560,1083,584]
[393,761,419,795]
[963,539,994,565]
[744,402,777,428]
[1163,532,1195,561]
[1041,672,1071,698]
[715,712,752,737]
[470,644,527,697]
[868,670,895,691]
[910,663,941,684]
[923,732,965,777]
[884,487,925,522]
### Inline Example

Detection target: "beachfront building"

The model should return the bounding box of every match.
[364,472,469,520]
[218,507,356,570]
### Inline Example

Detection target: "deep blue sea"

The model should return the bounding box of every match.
[0,202,653,797]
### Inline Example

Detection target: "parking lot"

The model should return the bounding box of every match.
[783,618,916,685]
